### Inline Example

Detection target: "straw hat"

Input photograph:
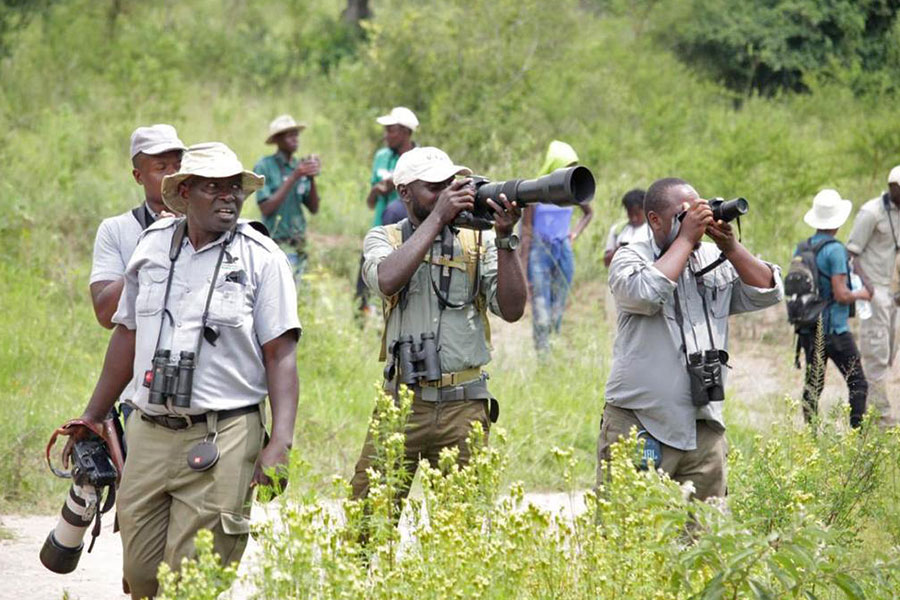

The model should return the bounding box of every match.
[161,142,264,213]
[803,189,853,230]
[265,114,306,144]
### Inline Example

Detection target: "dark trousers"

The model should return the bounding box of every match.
[799,330,868,428]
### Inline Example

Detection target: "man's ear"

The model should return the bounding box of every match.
[178,181,190,200]
[646,211,661,232]
[397,184,410,202]
[132,168,143,186]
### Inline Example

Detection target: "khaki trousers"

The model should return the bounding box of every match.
[596,404,727,501]
[351,397,491,501]
[117,409,264,600]
[859,286,897,426]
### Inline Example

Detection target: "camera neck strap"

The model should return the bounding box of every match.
[883,193,900,251]
[672,268,718,364]
[151,219,235,363]
[694,217,742,278]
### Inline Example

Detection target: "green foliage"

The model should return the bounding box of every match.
[649,0,900,95]
[160,392,900,598]
[156,529,239,600]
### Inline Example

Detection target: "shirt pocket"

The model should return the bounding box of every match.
[207,277,249,328]
[703,279,732,319]
[136,267,170,316]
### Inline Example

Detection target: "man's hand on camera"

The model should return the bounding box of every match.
[61,414,104,469]
[706,219,738,254]
[487,194,520,237]
[679,200,713,245]
[431,178,475,226]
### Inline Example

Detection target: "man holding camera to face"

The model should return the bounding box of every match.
[599,177,783,500]
[350,146,526,502]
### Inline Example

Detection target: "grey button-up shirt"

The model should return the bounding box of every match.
[113,218,301,415]
[362,220,500,378]
[847,194,900,288]
[605,238,783,450]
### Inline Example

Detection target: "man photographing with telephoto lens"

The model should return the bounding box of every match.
[599,177,783,501]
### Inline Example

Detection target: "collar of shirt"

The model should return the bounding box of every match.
[181,229,232,254]
[274,151,298,169]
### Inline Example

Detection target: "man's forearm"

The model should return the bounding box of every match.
[259,177,296,217]
[724,243,775,288]
[83,325,135,421]
[376,216,442,296]
[263,334,300,445]
[496,249,526,321]
[653,237,693,282]
[90,279,125,329]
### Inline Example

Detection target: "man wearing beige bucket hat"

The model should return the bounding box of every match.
[790,189,870,428]
[254,114,322,285]
[846,166,900,426]
[67,142,301,599]
[90,124,187,329]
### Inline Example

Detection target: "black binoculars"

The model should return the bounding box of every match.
[385,332,441,386]
[144,349,195,408]
[687,349,728,406]
[454,165,596,230]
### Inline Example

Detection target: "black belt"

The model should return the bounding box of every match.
[140,404,259,431]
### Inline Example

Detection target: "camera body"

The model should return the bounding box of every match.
[40,436,118,574]
[144,349,195,408]
[454,166,596,230]
[708,197,749,223]
[687,349,728,406]
[385,332,441,386]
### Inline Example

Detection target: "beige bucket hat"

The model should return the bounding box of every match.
[804,189,853,230]
[265,114,306,144]
[161,142,265,213]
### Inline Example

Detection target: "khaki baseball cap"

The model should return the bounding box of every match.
[130,124,186,159]
[265,114,306,144]
[161,142,264,213]
[392,147,471,186]
[376,106,419,132]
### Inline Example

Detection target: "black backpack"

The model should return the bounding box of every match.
[784,237,843,330]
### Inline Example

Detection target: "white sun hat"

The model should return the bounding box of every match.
[888,165,900,185]
[376,106,419,132]
[161,142,264,213]
[129,124,187,159]
[265,114,306,144]
[392,146,471,187]
[803,188,853,230]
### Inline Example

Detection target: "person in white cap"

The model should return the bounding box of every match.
[66,142,301,599]
[351,146,526,516]
[355,107,419,318]
[90,124,187,329]
[253,114,322,285]
[846,166,900,426]
[792,189,870,428]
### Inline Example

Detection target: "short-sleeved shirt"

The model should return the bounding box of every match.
[370,147,400,226]
[254,152,312,242]
[113,218,301,415]
[605,221,649,253]
[605,239,783,450]
[794,233,850,335]
[90,205,153,284]
[846,194,900,287]
[362,220,500,377]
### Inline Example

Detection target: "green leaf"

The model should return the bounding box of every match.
[833,573,865,600]
[748,578,775,600]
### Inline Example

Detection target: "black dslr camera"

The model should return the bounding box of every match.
[709,197,748,223]
[144,349,195,408]
[385,333,441,386]
[454,166,596,230]
[40,435,118,574]
[687,349,728,406]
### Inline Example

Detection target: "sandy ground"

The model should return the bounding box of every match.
[3,282,898,599]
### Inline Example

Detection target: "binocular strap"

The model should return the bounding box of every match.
[672,281,717,366]
[187,411,221,472]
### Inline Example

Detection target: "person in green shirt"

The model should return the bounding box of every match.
[356,107,419,317]
[254,114,322,285]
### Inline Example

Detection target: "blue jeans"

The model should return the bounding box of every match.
[527,237,574,352]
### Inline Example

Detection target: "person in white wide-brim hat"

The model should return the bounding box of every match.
[794,188,871,429]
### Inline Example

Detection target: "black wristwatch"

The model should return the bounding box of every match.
[495,233,520,251]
